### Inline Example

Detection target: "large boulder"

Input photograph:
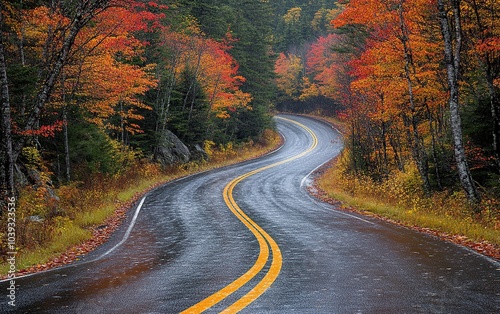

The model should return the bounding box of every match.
[155,129,191,166]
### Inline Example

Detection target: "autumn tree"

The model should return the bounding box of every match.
[40,2,159,179]
[309,0,497,203]
[1,0,120,195]
[0,0,166,188]
[305,34,346,101]
[147,0,273,143]
[275,52,304,100]
[330,0,458,192]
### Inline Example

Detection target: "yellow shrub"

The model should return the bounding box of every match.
[204,140,216,159]
[383,164,425,209]
[22,146,42,169]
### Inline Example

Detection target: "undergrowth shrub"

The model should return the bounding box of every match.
[319,149,500,242]
[11,147,59,251]
[381,164,426,210]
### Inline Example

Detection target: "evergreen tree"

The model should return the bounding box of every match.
[179,0,276,140]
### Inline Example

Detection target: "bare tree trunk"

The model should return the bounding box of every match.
[438,0,480,204]
[397,0,431,195]
[188,81,197,125]
[58,68,71,182]
[426,103,444,189]
[389,132,405,172]
[156,62,178,134]
[183,46,203,112]
[0,8,14,196]
[119,101,126,143]
[351,122,358,174]
[488,75,500,170]
[381,121,389,176]
[63,109,70,182]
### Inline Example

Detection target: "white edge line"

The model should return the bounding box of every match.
[334,210,375,225]
[96,196,146,260]
[300,160,329,188]
[332,125,343,138]
[0,197,147,283]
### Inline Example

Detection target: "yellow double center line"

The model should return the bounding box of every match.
[181,117,318,313]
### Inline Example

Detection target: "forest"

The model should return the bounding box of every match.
[0,0,278,189]
[1,0,499,269]
[275,0,500,195]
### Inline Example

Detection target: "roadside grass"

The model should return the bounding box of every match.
[0,130,282,276]
[326,187,500,244]
[74,205,116,228]
[115,177,163,202]
[7,221,92,273]
[300,112,499,254]
[317,159,500,248]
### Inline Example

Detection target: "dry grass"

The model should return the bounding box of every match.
[316,156,500,247]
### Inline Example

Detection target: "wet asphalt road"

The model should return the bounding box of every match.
[2,114,499,313]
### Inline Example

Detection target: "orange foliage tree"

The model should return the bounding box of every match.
[275,52,304,100]
[318,0,500,202]
[330,0,453,192]
[153,26,251,142]
[68,3,161,139]
[1,0,164,185]
[304,34,350,101]
[193,34,252,119]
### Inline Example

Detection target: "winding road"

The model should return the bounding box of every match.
[3,114,499,313]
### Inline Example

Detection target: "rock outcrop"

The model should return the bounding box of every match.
[155,129,191,166]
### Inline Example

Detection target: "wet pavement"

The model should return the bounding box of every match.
[1,114,499,313]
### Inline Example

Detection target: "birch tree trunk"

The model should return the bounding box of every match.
[437,0,480,204]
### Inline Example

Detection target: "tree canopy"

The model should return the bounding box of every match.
[1,0,499,207]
